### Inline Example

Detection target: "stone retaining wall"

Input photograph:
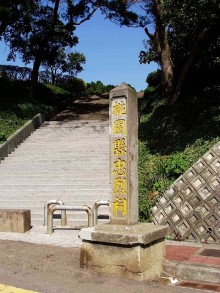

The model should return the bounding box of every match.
[152,141,220,244]
[0,113,45,161]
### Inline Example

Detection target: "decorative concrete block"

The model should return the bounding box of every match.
[154,208,167,224]
[187,212,200,226]
[193,158,207,173]
[188,194,203,209]
[210,175,220,190]
[183,167,198,182]
[210,158,220,173]
[172,192,185,207]
[200,167,216,181]
[174,176,187,190]
[195,203,211,218]
[198,185,213,200]
[203,150,217,164]
[179,202,194,217]
[180,185,196,199]
[0,209,31,233]
[212,141,220,155]
[191,175,206,191]
[164,202,176,216]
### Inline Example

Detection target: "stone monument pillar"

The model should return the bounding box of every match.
[79,83,167,281]
[110,83,138,225]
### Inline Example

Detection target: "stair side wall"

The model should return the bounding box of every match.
[0,113,45,161]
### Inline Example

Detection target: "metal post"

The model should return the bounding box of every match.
[47,205,93,234]
[44,199,67,226]
[93,200,109,225]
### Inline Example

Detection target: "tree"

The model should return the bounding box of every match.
[41,49,86,84]
[139,0,220,105]
[86,80,115,95]
[3,0,139,99]
[0,1,27,37]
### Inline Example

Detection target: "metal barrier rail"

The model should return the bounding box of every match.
[47,205,93,234]
[44,199,67,226]
[93,200,109,226]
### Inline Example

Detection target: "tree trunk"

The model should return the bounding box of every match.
[29,55,41,100]
[29,0,60,99]
[153,0,174,97]
[168,27,211,106]
[51,73,56,85]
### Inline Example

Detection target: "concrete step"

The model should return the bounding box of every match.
[12,143,109,147]
[0,172,109,178]
[0,189,110,197]
[31,209,110,219]
[0,179,110,185]
[0,165,108,171]
[0,184,110,190]
[6,154,109,160]
[4,156,108,163]
[32,129,109,134]
[43,121,109,126]
[31,217,109,226]
[26,132,109,137]
[0,114,111,225]
[0,173,109,179]
[7,148,109,153]
[32,132,109,137]
[0,197,109,205]
[0,192,110,202]
[12,140,108,145]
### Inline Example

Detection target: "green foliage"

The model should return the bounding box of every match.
[141,70,165,113]
[40,49,86,84]
[56,77,87,98]
[138,92,220,222]
[0,112,25,143]
[0,78,71,144]
[86,81,115,95]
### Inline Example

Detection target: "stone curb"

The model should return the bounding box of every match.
[0,113,45,161]
[163,259,220,284]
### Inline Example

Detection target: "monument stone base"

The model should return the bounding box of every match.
[79,222,167,281]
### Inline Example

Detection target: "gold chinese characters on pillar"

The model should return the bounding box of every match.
[111,99,128,219]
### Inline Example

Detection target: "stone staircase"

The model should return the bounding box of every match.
[0,119,110,226]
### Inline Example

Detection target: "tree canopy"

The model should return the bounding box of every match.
[1,0,139,98]
[1,0,219,103]
[139,0,220,105]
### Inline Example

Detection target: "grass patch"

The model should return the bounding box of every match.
[138,95,220,222]
[0,78,72,144]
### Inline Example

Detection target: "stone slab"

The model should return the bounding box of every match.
[79,222,167,245]
[0,209,31,233]
[164,260,220,284]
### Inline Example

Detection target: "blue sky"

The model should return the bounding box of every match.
[0,11,157,92]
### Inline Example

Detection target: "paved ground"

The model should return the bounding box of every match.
[0,226,220,292]
[0,238,215,293]
[165,241,220,290]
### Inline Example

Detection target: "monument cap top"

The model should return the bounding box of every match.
[110,82,136,95]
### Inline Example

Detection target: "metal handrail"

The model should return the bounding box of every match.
[47,204,93,234]
[93,200,109,226]
[44,199,67,226]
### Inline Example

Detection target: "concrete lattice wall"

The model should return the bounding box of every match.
[152,141,220,244]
